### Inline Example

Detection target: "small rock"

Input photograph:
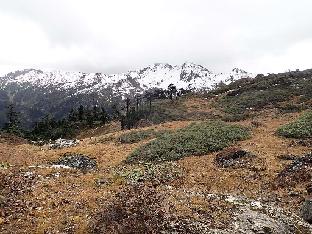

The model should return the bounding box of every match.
[95,178,111,187]
[251,121,263,128]
[251,201,263,209]
[307,186,312,195]
[0,217,4,225]
[0,195,5,204]
[50,165,72,169]
[288,191,300,197]
[277,154,297,161]
[301,199,312,224]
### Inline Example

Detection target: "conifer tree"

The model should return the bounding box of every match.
[111,103,120,119]
[100,107,108,125]
[86,108,94,127]
[120,115,126,130]
[3,104,21,134]
[68,108,78,122]
[125,98,130,115]
[168,84,177,100]
[92,105,99,121]
[78,105,85,121]
[145,93,152,113]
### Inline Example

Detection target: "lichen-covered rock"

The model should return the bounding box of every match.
[215,147,261,170]
[277,152,312,186]
[235,209,295,233]
[51,153,97,171]
[48,138,80,149]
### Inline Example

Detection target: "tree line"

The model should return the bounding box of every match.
[1,84,192,141]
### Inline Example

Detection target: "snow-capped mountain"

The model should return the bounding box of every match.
[0,62,253,128]
[0,63,252,96]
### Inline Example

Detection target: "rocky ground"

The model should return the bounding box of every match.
[0,98,312,233]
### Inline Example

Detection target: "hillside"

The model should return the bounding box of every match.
[1,69,312,233]
[0,63,252,128]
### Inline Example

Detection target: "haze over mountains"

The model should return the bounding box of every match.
[0,62,252,128]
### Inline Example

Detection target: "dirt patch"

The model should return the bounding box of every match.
[0,169,38,233]
[89,184,167,234]
[0,133,27,145]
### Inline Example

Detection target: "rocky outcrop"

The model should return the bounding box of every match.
[51,153,97,171]
[215,147,254,168]
[48,138,80,149]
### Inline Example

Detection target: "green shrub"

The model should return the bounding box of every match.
[277,103,307,113]
[118,129,171,144]
[277,111,312,138]
[126,121,250,163]
[219,89,292,115]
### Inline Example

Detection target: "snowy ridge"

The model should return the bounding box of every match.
[0,63,254,96]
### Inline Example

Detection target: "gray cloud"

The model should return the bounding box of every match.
[0,0,312,75]
[0,0,93,45]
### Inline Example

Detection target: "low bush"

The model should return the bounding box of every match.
[214,72,312,116]
[219,89,292,115]
[118,129,171,144]
[277,111,312,139]
[126,121,250,163]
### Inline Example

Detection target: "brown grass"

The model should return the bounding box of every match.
[0,97,311,233]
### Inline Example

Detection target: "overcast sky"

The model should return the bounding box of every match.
[0,0,312,76]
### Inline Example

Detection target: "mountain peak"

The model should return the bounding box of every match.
[1,68,42,79]
[232,68,248,74]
